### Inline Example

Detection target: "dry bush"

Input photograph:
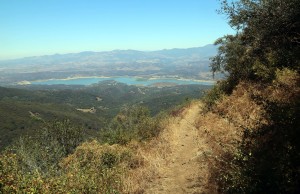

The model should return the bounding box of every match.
[59,139,170,194]
[57,140,131,193]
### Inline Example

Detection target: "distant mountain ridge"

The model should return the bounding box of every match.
[0,44,217,65]
[0,44,218,84]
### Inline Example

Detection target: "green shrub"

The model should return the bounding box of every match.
[99,105,161,145]
[10,120,85,176]
[202,80,234,111]
[0,151,45,193]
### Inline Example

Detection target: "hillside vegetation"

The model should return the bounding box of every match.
[203,0,300,193]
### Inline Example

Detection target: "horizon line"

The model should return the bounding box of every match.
[0,44,215,61]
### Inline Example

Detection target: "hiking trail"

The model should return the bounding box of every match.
[145,102,211,194]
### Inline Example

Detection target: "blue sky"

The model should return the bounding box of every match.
[0,0,234,60]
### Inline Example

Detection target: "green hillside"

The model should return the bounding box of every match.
[0,82,210,150]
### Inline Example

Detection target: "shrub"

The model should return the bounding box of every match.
[57,141,135,193]
[99,105,161,145]
[12,120,85,175]
[0,140,139,193]
[202,80,234,111]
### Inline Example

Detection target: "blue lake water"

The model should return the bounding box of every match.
[31,77,215,86]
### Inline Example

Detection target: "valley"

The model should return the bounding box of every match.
[0,81,212,150]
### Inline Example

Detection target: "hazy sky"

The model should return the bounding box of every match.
[0,0,234,60]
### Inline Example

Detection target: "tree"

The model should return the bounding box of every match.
[211,0,300,84]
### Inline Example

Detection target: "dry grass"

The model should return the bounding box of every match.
[195,111,242,193]
[195,81,271,192]
[213,82,270,130]
[124,138,171,193]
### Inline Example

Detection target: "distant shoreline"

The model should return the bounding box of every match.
[17,76,216,85]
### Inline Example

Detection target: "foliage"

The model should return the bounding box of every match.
[0,99,105,151]
[211,0,300,86]
[0,140,138,193]
[11,120,85,175]
[0,152,45,193]
[202,81,227,111]
[0,120,85,193]
[56,141,133,194]
[0,83,174,193]
[99,105,162,145]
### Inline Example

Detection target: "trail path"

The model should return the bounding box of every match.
[145,102,210,194]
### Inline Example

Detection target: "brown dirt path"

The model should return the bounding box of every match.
[144,102,210,194]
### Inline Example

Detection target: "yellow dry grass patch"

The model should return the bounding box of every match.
[214,82,269,130]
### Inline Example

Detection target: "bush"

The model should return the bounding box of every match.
[0,151,45,193]
[55,141,131,193]
[99,105,161,145]
[9,120,85,175]
[202,80,235,111]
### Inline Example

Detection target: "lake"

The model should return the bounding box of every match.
[31,77,215,86]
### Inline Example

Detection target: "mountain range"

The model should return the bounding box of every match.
[0,44,218,85]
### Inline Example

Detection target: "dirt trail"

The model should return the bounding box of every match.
[145,102,210,194]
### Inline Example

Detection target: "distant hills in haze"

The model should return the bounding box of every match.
[0,44,218,85]
[0,44,217,65]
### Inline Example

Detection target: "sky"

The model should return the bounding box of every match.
[0,0,234,60]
